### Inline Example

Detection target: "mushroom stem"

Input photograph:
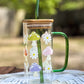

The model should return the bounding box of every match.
[33,72,39,77]
[32,41,37,47]
[47,55,51,61]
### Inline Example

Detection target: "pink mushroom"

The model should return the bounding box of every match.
[42,46,53,56]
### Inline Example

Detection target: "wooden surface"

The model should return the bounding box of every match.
[0,66,23,74]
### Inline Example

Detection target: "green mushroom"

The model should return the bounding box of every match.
[28,31,40,41]
[28,31,40,47]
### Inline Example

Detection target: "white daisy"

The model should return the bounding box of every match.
[45,64,52,73]
[30,47,38,59]
[42,31,51,44]
[24,34,28,44]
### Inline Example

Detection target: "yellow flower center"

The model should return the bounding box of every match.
[46,37,49,39]
[48,67,50,70]
[33,53,35,56]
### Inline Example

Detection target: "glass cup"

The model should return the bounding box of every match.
[23,19,69,84]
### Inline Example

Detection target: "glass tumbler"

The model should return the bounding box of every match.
[23,19,69,84]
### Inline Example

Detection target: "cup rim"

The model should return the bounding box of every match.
[23,19,54,23]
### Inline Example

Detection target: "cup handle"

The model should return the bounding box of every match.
[51,32,69,72]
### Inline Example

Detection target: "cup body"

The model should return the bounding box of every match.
[23,19,54,84]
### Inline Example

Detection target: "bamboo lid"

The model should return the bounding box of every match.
[23,19,54,29]
[23,19,54,23]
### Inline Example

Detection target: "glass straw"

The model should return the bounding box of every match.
[35,0,44,83]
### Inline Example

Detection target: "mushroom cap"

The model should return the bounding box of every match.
[29,63,42,72]
[42,46,53,56]
[28,31,40,41]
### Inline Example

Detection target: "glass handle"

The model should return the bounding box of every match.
[51,32,69,72]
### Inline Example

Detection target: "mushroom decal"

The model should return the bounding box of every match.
[29,63,42,77]
[30,63,41,72]
[28,31,40,47]
[28,31,40,59]
[42,46,53,72]
[42,46,53,56]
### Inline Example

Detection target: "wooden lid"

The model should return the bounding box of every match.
[23,19,54,23]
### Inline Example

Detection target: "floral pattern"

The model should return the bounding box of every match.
[41,32,53,73]
[24,31,53,74]
[42,31,51,44]
[30,47,38,59]
[45,64,52,73]
[28,31,39,59]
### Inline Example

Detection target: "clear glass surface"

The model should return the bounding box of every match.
[23,20,53,83]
